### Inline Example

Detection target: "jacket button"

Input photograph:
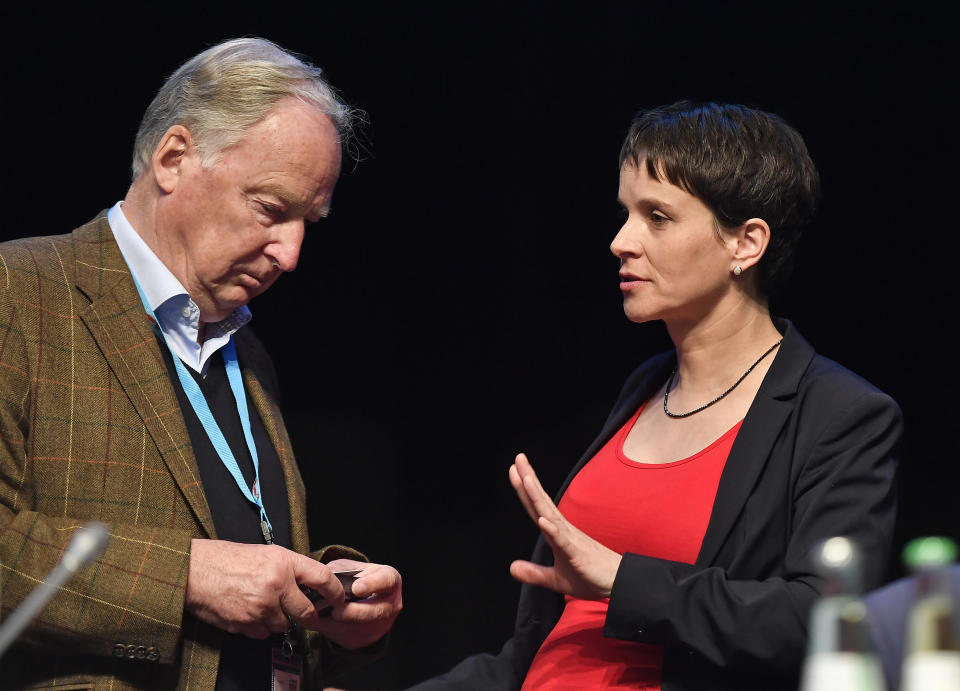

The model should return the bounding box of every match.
[126,644,137,659]
[112,644,126,658]
[147,647,160,662]
[135,645,147,659]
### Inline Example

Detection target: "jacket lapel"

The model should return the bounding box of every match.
[695,320,815,566]
[554,352,675,499]
[72,215,216,537]
[243,368,310,554]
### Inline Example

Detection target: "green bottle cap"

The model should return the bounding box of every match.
[903,536,958,569]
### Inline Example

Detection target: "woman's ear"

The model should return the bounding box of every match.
[730,217,770,274]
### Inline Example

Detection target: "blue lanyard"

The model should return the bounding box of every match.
[130,276,274,544]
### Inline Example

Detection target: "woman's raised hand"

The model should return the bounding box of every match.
[508,453,622,600]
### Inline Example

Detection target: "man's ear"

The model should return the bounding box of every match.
[731,217,771,272]
[151,125,192,194]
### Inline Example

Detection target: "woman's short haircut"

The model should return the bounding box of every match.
[619,101,821,299]
[131,37,359,180]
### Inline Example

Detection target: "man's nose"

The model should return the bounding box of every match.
[268,220,305,272]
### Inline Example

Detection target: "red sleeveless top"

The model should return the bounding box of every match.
[521,405,741,690]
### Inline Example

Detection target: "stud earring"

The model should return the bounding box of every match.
[733,265,742,276]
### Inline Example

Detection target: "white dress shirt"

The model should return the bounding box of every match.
[107,202,251,375]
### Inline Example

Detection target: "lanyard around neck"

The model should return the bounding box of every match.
[130,276,275,544]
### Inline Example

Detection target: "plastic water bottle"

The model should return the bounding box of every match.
[900,536,960,691]
[800,536,886,691]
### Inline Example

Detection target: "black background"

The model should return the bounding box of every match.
[1,3,954,688]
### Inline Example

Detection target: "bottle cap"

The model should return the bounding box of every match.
[819,536,857,569]
[810,536,862,594]
[903,536,958,569]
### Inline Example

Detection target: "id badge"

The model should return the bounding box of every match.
[271,645,303,691]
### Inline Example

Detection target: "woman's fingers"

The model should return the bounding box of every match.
[510,453,571,543]
[508,461,539,524]
[509,559,557,590]
[516,454,565,525]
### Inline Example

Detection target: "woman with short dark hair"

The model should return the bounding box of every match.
[410,102,901,691]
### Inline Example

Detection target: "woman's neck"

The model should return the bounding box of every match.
[665,296,782,398]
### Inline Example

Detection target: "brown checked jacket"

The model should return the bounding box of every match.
[0,213,361,689]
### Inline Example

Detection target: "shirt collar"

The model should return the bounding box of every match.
[108,201,187,315]
[107,201,251,373]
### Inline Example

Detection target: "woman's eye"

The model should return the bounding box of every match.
[650,211,669,225]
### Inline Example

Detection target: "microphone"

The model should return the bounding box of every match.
[0,521,110,658]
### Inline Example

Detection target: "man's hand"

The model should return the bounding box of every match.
[508,453,622,599]
[312,558,402,650]
[185,539,345,639]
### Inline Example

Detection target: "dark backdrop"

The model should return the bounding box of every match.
[1,3,953,688]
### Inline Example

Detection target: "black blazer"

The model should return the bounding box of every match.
[409,320,901,691]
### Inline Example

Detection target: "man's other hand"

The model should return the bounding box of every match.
[312,558,402,650]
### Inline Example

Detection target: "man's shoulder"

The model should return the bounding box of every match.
[0,232,77,300]
[0,213,114,293]
[0,231,75,259]
[0,212,110,251]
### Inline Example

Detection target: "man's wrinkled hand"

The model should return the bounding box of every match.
[185,539,345,639]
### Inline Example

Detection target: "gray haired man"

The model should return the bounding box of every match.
[0,38,400,690]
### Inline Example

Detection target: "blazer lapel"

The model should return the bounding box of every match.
[554,352,675,499]
[695,320,815,566]
[243,368,310,554]
[72,215,215,537]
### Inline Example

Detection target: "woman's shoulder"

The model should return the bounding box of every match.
[774,318,899,413]
[799,352,901,415]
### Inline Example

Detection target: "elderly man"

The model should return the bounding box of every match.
[0,38,401,689]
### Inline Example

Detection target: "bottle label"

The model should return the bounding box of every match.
[799,652,885,691]
[902,651,960,691]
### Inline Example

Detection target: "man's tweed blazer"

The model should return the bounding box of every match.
[0,213,350,689]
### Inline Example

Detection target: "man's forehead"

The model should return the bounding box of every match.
[220,100,341,216]
[257,98,340,141]
[213,100,340,160]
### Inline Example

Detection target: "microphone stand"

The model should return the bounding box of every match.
[0,522,110,658]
